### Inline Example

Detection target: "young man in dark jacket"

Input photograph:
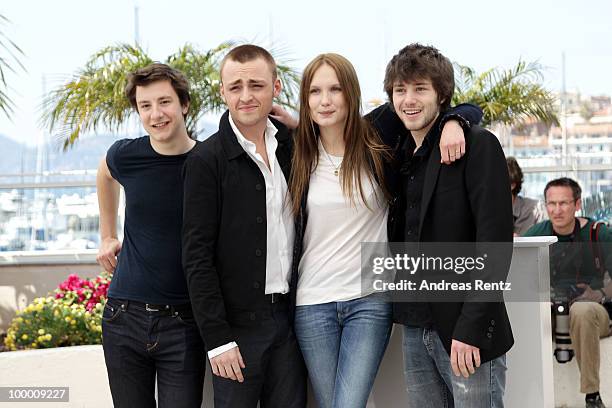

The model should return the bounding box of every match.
[182,45,306,408]
[387,43,514,407]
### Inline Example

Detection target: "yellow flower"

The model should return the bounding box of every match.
[45,334,52,341]
[70,320,76,326]
[31,342,37,348]
[38,329,45,335]
[53,310,60,317]
[65,316,72,323]
[21,334,28,340]
[15,317,23,323]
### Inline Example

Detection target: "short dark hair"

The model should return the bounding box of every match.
[220,44,277,80]
[125,63,191,112]
[383,43,454,111]
[506,157,524,196]
[544,177,582,201]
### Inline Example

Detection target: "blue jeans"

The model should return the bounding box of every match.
[402,326,507,408]
[294,294,392,408]
[101,298,205,408]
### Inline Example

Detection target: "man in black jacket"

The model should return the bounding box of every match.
[182,45,306,408]
[387,44,514,407]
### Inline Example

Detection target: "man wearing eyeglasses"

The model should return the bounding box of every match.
[524,177,612,408]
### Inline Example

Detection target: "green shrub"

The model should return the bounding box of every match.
[4,273,110,351]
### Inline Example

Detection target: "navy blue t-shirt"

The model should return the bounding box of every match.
[106,136,197,304]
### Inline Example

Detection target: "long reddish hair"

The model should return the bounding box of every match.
[289,53,390,215]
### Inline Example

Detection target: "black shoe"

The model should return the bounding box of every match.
[586,395,606,408]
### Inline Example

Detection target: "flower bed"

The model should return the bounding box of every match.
[3,272,110,351]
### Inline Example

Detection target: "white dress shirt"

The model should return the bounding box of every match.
[207,114,294,359]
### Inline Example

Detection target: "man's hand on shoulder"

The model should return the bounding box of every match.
[440,120,466,164]
[210,346,246,383]
[269,104,298,130]
[96,238,121,273]
[450,339,481,378]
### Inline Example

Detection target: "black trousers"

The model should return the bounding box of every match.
[101,298,206,408]
[212,300,307,408]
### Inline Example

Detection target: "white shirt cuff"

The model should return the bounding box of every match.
[207,341,238,359]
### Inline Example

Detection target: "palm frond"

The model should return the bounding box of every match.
[42,41,302,148]
[0,14,26,119]
[166,41,233,137]
[452,60,558,128]
[41,43,152,149]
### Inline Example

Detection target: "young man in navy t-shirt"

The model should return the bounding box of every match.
[96,63,204,407]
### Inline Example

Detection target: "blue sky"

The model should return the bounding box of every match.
[1,0,611,146]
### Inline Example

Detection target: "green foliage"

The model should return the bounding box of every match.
[4,297,104,350]
[41,42,301,149]
[3,273,111,351]
[452,60,559,128]
[0,14,26,119]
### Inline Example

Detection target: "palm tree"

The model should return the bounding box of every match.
[0,14,26,119]
[42,42,301,149]
[452,60,559,128]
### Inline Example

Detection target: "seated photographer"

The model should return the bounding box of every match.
[524,177,612,408]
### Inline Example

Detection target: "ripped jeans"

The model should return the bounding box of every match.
[402,326,507,408]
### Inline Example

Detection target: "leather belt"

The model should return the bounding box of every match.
[110,299,192,314]
[264,293,288,304]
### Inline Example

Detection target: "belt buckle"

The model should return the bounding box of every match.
[145,304,159,312]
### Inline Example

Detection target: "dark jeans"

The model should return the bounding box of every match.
[213,300,307,408]
[101,298,205,408]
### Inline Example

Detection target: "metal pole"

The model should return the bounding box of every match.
[561,52,568,167]
[134,5,140,46]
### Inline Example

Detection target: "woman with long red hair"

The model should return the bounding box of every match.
[289,53,481,407]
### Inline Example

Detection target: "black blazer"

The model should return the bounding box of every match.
[291,103,484,290]
[182,111,295,351]
[392,124,515,363]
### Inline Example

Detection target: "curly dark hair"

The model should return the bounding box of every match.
[383,43,454,111]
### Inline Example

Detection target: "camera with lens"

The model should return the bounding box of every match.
[551,285,584,363]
